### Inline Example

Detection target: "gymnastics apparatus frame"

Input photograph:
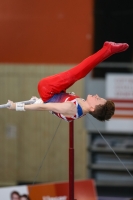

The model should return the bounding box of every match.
[69,121,76,200]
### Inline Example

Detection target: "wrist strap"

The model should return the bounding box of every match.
[16,103,25,111]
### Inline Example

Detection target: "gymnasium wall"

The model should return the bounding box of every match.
[0,0,94,186]
[0,0,94,64]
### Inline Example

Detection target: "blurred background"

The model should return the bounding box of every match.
[0,0,133,199]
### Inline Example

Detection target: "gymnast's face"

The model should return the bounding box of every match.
[87,94,106,111]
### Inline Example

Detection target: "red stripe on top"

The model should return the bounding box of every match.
[108,99,133,103]
[115,107,133,110]
[113,115,133,119]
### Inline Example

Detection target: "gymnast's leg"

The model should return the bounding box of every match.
[38,42,129,102]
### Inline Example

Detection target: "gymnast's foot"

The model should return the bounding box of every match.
[104,41,129,54]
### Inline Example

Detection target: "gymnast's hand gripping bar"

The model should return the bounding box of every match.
[0,99,36,109]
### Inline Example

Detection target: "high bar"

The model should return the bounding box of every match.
[0,99,36,109]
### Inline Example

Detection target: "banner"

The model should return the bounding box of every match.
[105,74,133,132]
[0,179,97,200]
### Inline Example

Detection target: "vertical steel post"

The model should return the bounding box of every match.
[69,121,75,200]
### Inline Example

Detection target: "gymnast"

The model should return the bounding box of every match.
[8,41,129,122]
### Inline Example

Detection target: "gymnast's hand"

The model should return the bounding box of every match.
[7,100,16,110]
[30,96,43,104]
[30,96,39,100]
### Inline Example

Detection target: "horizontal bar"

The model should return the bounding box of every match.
[0,99,36,109]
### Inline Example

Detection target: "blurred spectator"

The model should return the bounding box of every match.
[10,191,20,200]
[20,194,31,200]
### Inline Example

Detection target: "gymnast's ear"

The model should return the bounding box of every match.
[90,106,95,112]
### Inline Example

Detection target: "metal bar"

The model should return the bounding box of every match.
[69,121,75,200]
[0,99,36,109]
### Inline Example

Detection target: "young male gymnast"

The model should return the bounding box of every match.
[8,41,129,122]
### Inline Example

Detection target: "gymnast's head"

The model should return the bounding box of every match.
[86,94,115,121]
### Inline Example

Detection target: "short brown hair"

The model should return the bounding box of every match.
[89,100,115,121]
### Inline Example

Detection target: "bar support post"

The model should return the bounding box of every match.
[69,121,76,200]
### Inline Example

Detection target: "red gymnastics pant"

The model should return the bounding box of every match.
[38,43,114,102]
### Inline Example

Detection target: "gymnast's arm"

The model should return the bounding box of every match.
[8,100,77,116]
